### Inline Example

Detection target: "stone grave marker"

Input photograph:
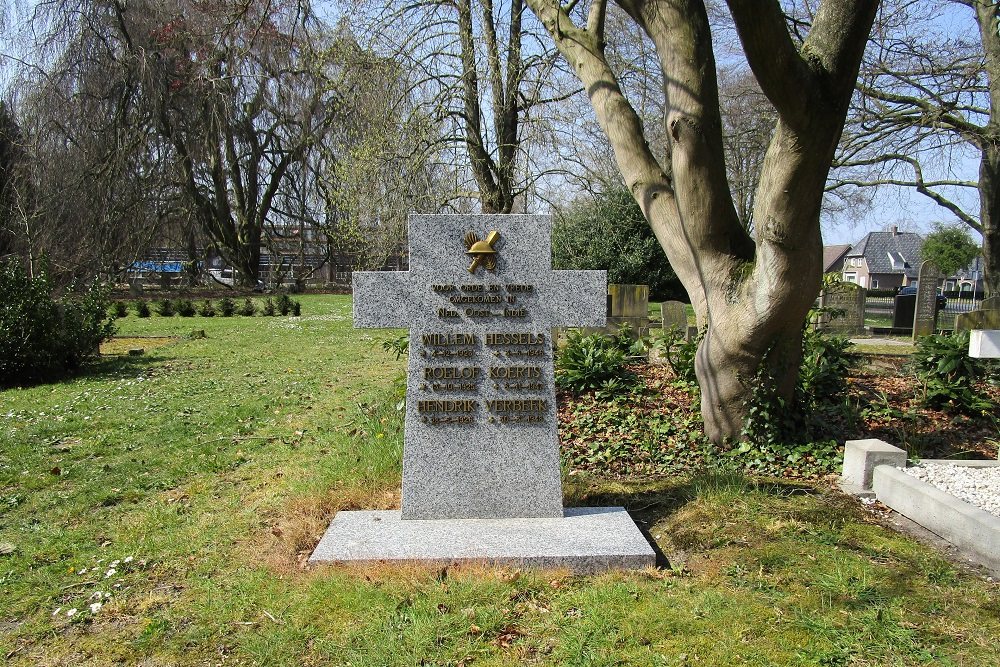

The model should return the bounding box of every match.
[913,261,942,340]
[955,296,1000,332]
[660,301,687,331]
[818,284,866,333]
[310,214,655,571]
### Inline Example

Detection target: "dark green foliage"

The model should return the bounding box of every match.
[555,330,634,394]
[237,298,257,317]
[798,330,857,401]
[921,224,980,277]
[134,300,151,318]
[199,300,216,317]
[112,301,129,319]
[261,297,276,316]
[552,186,685,301]
[291,299,301,316]
[0,258,115,386]
[155,298,175,317]
[651,327,700,387]
[175,299,196,317]
[276,293,292,316]
[382,334,409,360]
[218,297,236,317]
[740,331,858,464]
[911,331,994,414]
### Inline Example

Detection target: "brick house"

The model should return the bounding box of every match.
[840,226,923,290]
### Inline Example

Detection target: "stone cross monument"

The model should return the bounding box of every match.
[310,215,655,571]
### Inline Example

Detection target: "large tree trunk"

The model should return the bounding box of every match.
[528,0,877,442]
[980,145,1000,297]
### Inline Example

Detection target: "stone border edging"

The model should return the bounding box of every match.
[841,439,1000,575]
[872,465,1000,573]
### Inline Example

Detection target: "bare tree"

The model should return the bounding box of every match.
[834,0,996,295]
[354,1,580,213]
[525,0,878,442]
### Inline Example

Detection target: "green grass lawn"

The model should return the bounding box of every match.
[1,294,998,666]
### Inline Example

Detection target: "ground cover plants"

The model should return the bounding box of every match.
[1,295,998,665]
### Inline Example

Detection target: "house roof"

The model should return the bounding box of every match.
[846,230,924,276]
[822,244,851,272]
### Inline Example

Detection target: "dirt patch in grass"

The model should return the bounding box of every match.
[99,336,178,356]
[250,484,401,574]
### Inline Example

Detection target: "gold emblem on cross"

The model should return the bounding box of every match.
[463,230,500,273]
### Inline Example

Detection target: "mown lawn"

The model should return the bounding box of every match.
[1,294,998,666]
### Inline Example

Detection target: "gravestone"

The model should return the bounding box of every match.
[954,296,1000,332]
[607,283,649,339]
[660,301,687,331]
[913,261,942,340]
[818,284,865,333]
[310,214,655,571]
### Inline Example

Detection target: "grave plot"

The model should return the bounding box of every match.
[842,438,1000,574]
[310,214,656,572]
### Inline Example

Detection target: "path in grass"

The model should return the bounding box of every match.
[0,294,997,666]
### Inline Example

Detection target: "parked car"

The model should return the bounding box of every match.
[898,285,947,309]
[207,268,266,292]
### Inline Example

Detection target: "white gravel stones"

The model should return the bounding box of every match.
[902,463,1000,517]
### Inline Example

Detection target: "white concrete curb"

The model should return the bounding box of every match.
[872,465,1000,573]
[841,439,1000,574]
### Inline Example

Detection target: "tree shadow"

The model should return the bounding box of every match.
[567,474,822,569]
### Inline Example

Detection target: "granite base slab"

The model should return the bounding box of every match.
[309,507,656,573]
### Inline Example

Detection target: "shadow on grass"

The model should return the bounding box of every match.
[565,473,823,569]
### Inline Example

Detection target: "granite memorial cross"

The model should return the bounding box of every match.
[310,214,656,571]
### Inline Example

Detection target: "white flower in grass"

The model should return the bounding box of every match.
[52,607,62,616]
[123,555,134,564]
[66,608,78,617]
[109,560,120,568]
[104,568,117,578]
[89,602,103,614]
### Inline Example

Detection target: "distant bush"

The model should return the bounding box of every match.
[155,298,175,317]
[237,298,257,317]
[175,299,196,317]
[291,299,301,316]
[112,301,129,319]
[276,293,292,316]
[199,300,216,317]
[556,330,634,394]
[0,259,115,386]
[134,300,151,318]
[261,297,275,316]
[218,297,236,317]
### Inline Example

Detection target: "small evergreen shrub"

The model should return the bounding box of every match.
[0,259,115,386]
[276,293,292,316]
[218,297,236,317]
[555,330,633,393]
[112,301,129,319]
[155,298,175,317]
[261,297,275,316]
[175,299,196,317]
[199,300,216,317]
[134,300,151,318]
[291,300,301,316]
[798,330,857,401]
[911,331,994,414]
[237,298,257,317]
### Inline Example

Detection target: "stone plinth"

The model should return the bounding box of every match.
[310,507,656,573]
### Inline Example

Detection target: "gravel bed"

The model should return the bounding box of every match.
[902,462,1000,518]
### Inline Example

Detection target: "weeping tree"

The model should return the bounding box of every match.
[525,0,878,442]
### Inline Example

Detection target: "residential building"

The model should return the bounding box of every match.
[840,226,924,290]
